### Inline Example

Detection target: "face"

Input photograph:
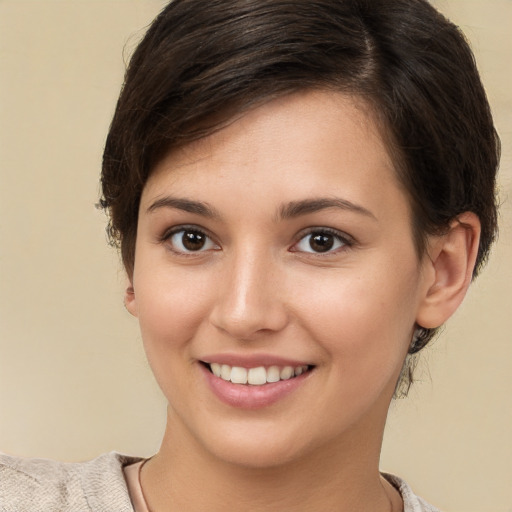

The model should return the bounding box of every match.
[127,91,432,468]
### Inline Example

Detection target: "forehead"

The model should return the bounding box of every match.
[142,90,398,201]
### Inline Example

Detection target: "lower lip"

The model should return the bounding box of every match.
[200,364,312,410]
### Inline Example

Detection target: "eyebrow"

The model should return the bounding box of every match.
[146,196,220,219]
[279,197,377,221]
[146,195,376,222]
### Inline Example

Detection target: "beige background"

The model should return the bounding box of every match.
[0,1,510,511]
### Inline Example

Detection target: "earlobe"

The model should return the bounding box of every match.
[124,282,138,317]
[416,212,481,329]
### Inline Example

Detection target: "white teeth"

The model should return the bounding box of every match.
[208,363,310,385]
[220,364,231,380]
[266,366,281,383]
[210,363,222,377]
[248,366,267,385]
[280,366,294,380]
[230,366,248,384]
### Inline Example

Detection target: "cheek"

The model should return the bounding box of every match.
[134,265,214,352]
[293,259,420,373]
[133,266,217,403]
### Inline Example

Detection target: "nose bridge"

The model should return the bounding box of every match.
[210,244,287,339]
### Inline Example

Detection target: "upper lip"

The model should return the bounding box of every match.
[199,353,313,368]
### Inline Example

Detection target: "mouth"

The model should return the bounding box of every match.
[201,362,314,386]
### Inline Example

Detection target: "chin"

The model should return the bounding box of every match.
[206,435,309,470]
[189,414,341,471]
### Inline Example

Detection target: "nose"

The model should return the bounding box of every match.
[209,249,289,341]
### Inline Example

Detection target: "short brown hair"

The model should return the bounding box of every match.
[100,0,499,389]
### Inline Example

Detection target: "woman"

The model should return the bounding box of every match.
[0,0,499,511]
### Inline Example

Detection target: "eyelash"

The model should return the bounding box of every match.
[159,225,354,256]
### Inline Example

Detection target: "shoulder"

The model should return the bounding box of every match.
[0,451,142,512]
[383,473,441,512]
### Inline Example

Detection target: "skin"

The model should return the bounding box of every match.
[125,90,480,512]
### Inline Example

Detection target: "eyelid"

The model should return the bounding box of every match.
[160,223,214,240]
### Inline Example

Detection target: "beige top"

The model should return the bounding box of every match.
[0,451,439,511]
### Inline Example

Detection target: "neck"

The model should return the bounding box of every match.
[141,408,397,512]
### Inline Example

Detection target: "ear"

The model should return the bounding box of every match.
[416,212,481,329]
[124,279,138,317]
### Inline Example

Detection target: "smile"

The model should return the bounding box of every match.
[206,363,311,386]
[199,358,315,409]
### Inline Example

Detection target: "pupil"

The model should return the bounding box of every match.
[310,233,333,252]
[182,231,205,251]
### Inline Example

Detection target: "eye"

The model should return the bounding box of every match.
[293,229,350,254]
[166,228,219,254]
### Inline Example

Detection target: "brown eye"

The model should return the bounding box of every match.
[294,229,348,254]
[309,233,334,252]
[168,228,217,253]
[182,230,206,251]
